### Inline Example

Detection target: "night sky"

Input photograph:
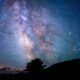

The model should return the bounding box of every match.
[0,0,80,70]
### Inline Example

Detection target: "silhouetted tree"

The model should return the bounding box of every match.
[24,58,46,73]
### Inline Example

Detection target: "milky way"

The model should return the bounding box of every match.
[0,0,80,70]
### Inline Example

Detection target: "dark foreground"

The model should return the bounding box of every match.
[0,59,80,80]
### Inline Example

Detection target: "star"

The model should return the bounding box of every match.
[68,32,72,36]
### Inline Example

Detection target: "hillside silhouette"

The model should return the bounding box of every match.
[44,59,80,79]
[0,59,80,80]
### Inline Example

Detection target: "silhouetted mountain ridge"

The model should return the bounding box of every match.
[43,59,80,79]
[0,59,80,80]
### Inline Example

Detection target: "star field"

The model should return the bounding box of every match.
[0,0,80,70]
